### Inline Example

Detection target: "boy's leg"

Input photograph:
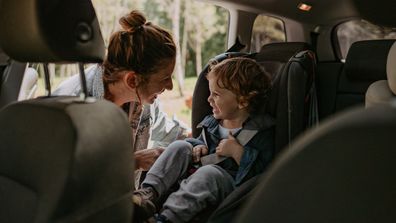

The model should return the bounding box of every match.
[160,165,235,223]
[142,140,193,196]
[133,140,193,222]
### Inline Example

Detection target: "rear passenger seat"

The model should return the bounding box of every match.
[192,42,317,153]
[317,40,395,120]
[199,42,318,223]
[254,42,317,152]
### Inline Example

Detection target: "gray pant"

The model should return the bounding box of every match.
[142,140,235,223]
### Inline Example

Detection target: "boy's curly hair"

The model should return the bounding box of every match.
[207,57,272,114]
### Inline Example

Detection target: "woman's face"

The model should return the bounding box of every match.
[138,59,175,104]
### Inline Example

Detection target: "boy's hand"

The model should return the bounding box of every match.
[216,131,244,165]
[192,145,209,163]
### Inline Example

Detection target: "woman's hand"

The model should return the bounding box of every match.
[134,147,165,171]
[192,145,209,163]
[216,132,243,165]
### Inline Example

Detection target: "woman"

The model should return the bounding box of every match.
[54,10,189,187]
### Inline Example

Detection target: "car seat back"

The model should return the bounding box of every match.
[236,104,396,223]
[335,40,394,111]
[0,0,104,62]
[256,43,317,152]
[365,41,396,107]
[0,98,134,223]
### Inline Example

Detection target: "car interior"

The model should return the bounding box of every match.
[0,0,395,222]
[0,0,134,222]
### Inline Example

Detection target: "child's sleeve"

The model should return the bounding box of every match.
[185,137,205,147]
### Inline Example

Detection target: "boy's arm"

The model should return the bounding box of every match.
[216,131,244,164]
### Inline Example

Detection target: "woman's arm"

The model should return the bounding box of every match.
[149,99,191,147]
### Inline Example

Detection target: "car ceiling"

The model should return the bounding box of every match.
[203,0,396,27]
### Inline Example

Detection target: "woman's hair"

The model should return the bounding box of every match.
[102,10,176,101]
[207,57,272,113]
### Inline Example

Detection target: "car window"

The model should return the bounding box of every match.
[250,14,286,52]
[336,19,396,60]
[30,1,229,129]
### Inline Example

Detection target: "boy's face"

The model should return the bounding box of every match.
[207,73,247,121]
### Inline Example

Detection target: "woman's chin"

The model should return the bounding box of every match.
[144,95,157,104]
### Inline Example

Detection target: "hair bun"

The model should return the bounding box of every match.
[119,10,146,33]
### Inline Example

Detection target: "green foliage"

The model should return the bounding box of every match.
[202,7,227,66]
[143,0,172,30]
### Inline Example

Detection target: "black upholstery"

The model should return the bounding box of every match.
[344,40,393,81]
[316,62,343,120]
[263,46,317,151]
[236,104,396,223]
[0,98,134,223]
[334,40,395,112]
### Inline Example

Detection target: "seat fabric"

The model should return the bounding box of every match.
[236,104,396,223]
[0,97,134,223]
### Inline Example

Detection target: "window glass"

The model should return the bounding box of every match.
[32,1,229,128]
[251,14,286,52]
[337,20,396,59]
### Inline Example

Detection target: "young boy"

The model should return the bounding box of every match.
[133,57,275,223]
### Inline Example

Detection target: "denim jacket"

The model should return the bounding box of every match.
[186,114,275,186]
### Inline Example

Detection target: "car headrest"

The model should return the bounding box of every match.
[353,0,396,28]
[345,40,395,81]
[257,42,312,62]
[0,97,134,222]
[0,0,105,63]
[387,42,396,94]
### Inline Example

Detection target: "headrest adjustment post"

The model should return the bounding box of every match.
[78,63,88,100]
[43,63,51,97]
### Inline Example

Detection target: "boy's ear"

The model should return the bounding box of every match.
[238,98,249,109]
[124,71,138,89]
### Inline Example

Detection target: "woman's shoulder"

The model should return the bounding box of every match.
[52,64,102,96]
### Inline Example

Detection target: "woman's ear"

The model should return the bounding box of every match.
[124,71,138,89]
